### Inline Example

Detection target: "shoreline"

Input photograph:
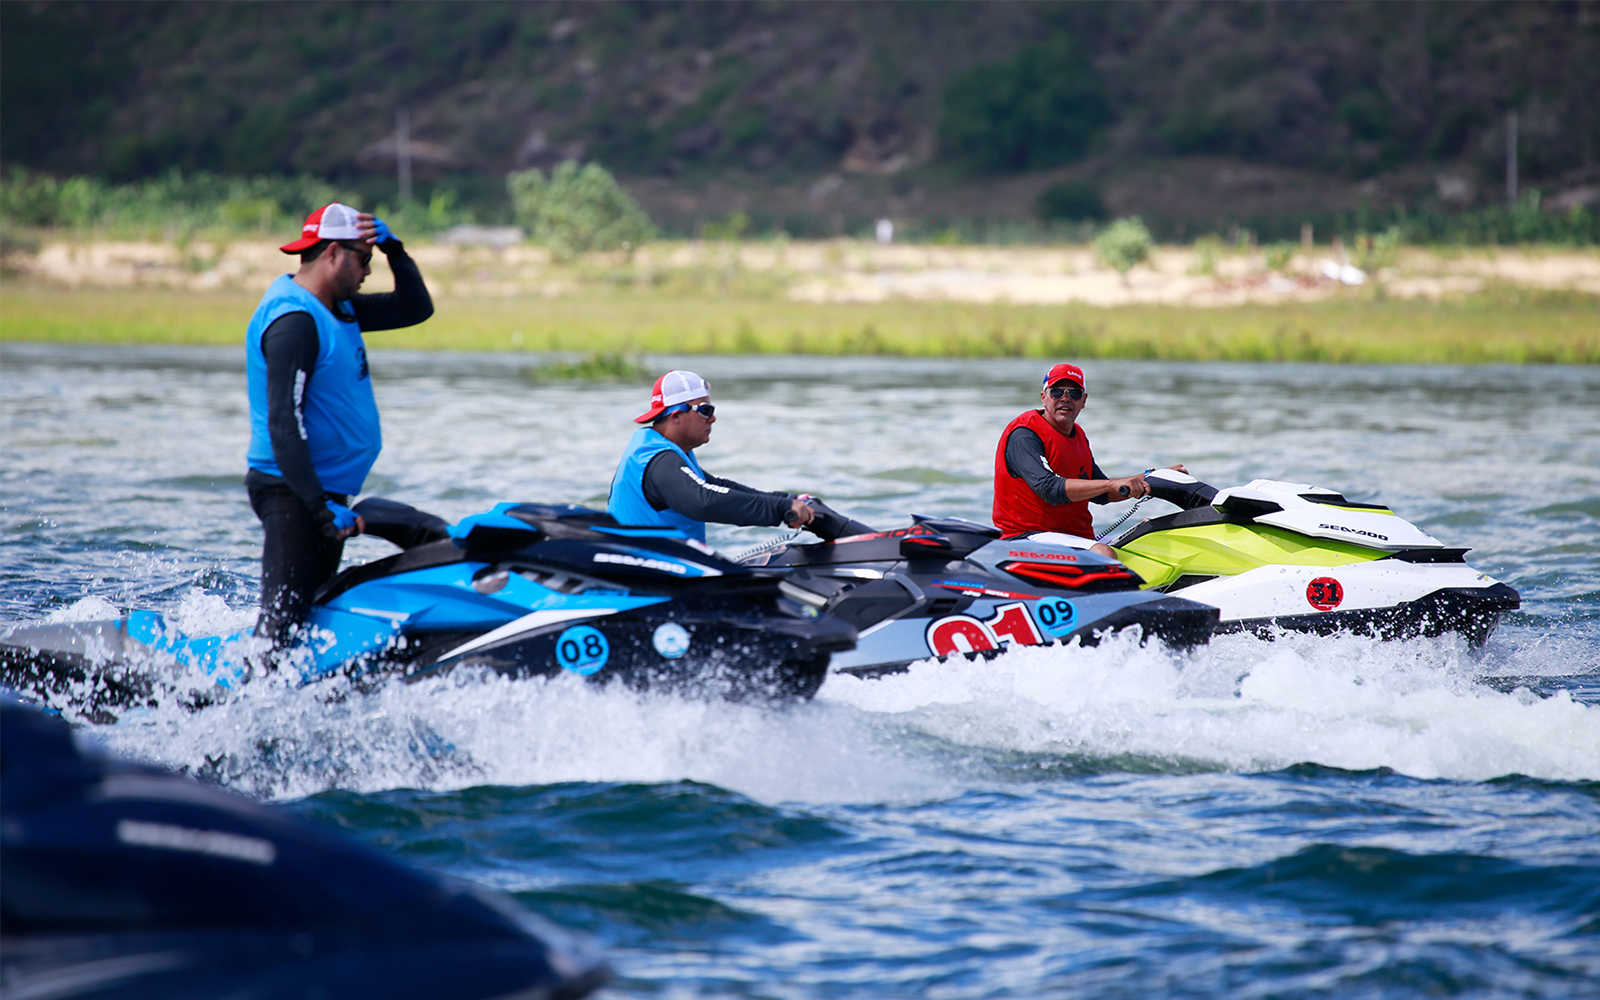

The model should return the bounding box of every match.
[3,239,1596,365]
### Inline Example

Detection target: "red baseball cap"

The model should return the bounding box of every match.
[1043,363,1086,389]
[279,202,365,253]
[635,370,711,423]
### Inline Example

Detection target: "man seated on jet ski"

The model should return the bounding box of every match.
[993,362,1186,558]
[608,370,818,544]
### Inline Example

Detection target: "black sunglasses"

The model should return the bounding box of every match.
[1046,385,1084,401]
[337,241,373,267]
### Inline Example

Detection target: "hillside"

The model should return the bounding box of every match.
[4,0,1597,233]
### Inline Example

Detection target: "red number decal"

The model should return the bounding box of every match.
[926,617,997,656]
[988,602,1043,646]
[1306,577,1344,611]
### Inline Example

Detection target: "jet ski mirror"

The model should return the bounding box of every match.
[899,533,954,558]
[448,503,545,552]
[1141,471,1218,511]
[353,496,451,549]
[802,500,877,541]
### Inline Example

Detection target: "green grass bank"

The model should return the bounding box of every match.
[2,283,1594,365]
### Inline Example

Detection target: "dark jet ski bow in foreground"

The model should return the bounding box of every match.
[0,695,610,1000]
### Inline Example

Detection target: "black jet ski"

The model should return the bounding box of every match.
[0,694,611,1000]
[740,502,1220,677]
[1108,470,1521,645]
[0,500,856,721]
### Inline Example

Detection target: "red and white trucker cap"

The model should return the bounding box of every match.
[1042,362,1086,389]
[635,370,711,423]
[279,203,364,253]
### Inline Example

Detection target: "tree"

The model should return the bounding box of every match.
[1093,218,1152,285]
[938,35,1113,174]
[507,162,653,261]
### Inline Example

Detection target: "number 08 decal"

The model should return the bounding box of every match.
[925,602,1047,658]
[555,625,610,675]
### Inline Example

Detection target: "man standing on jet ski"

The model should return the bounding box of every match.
[245,203,434,645]
[609,370,817,544]
[993,363,1185,557]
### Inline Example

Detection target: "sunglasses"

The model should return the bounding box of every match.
[338,242,373,267]
[1046,385,1085,401]
[670,402,716,418]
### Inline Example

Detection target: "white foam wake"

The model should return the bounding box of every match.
[822,630,1600,783]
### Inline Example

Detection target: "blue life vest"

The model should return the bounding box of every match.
[608,427,709,543]
[245,275,381,496]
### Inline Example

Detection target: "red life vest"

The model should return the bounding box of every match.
[992,409,1096,539]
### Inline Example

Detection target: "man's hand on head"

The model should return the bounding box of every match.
[353,213,395,248]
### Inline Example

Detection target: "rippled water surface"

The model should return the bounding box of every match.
[3,343,1598,997]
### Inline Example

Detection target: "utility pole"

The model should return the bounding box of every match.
[397,108,413,203]
[1506,110,1518,210]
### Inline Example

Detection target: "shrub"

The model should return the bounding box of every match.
[507,161,653,261]
[1187,234,1224,276]
[1035,180,1107,223]
[1093,217,1152,282]
[1264,242,1296,273]
[1354,226,1402,271]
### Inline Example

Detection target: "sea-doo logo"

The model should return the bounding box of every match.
[1005,550,1081,562]
[1318,523,1388,541]
[594,552,688,575]
[117,820,276,866]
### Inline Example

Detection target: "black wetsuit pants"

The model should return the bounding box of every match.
[247,472,347,646]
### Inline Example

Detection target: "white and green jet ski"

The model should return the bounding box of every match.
[1106,470,1520,645]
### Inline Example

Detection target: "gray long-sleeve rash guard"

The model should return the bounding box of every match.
[640,450,795,527]
[1002,426,1108,507]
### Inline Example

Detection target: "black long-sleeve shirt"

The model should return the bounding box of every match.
[1002,426,1108,507]
[640,450,795,527]
[256,240,433,510]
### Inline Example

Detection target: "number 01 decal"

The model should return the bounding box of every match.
[555,625,610,675]
[925,602,1046,657]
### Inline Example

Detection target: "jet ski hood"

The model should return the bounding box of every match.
[1147,470,1445,552]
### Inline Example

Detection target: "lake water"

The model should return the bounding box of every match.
[3,343,1598,998]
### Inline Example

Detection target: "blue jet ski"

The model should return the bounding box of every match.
[0,499,857,721]
[741,503,1220,677]
[0,694,611,1000]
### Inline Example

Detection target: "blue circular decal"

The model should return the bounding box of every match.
[1033,598,1078,638]
[555,625,610,675]
[652,622,691,659]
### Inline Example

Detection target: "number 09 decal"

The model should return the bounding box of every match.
[555,625,610,675]
[925,602,1048,658]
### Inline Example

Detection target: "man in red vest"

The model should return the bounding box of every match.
[992,363,1186,557]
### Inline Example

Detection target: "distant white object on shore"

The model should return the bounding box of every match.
[437,225,525,248]
[875,219,894,244]
[1319,259,1366,285]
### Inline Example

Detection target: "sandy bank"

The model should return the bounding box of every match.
[5,238,1597,307]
